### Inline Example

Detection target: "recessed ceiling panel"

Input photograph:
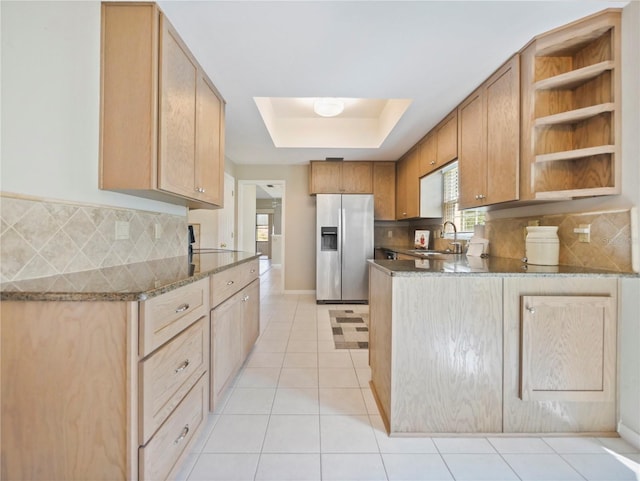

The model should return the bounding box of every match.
[254,97,412,148]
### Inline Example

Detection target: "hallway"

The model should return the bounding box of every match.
[176,266,640,480]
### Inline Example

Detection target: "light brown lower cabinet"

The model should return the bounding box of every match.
[369,266,503,434]
[503,277,618,433]
[139,375,208,481]
[211,288,244,404]
[0,277,211,481]
[369,266,619,435]
[210,260,260,410]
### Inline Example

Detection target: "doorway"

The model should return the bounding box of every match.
[238,180,285,289]
[255,213,272,258]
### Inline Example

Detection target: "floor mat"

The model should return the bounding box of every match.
[329,309,369,349]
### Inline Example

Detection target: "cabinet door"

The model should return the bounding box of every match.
[158,17,197,199]
[373,162,396,220]
[395,159,407,219]
[195,74,224,206]
[520,295,614,403]
[210,293,243,409]
[418,134,437,176]
[458,88,486,209]
[436,111,458,167]
[503,277,617,433]
[309,162,342,194]
[405,149,420,218]
[241,280,260,358]
[485,55,520,205]
[342,162,373,193]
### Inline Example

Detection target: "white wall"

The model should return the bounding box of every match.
[1,1,184,216]
[238,183,257,254]
[619,277,640,447]
[235,165,315,292]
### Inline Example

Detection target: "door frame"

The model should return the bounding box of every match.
[238,179,286,292]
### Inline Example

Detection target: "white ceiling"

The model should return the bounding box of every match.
[253,97,412,148]
[158,1,628,166]
[255,183,283,199]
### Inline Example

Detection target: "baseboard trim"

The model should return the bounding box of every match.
[283,290,315,295]
[618,421,640,449]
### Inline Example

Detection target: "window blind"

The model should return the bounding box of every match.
[442,163,485,233]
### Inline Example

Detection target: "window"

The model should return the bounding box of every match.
[256,214,270,241]
[442,162,485,233]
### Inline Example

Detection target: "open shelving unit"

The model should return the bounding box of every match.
[529,10,621,199]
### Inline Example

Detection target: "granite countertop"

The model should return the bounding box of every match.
[370,256,637,277]
[0,250,260,302]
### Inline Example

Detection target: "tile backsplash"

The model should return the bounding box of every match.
[375,209,634,273]
[485,209,634,272]
[1,194,187,282]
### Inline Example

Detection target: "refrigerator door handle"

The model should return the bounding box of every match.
[338,205,343,260]
[340,206,346,298]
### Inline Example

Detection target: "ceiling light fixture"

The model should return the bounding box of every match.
[313,98,344,117]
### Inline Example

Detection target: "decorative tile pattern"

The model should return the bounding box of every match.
[374,225,411,248]
[329,309,369,349]
[485,209,633,272]
[0,194,187,282]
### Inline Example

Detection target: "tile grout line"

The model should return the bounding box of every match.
[251,294,292,481]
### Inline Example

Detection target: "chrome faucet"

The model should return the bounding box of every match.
[442,221,462,254]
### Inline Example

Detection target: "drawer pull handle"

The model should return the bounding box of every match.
[242,295,249,302]
[250,269,256,273]
[175,359,190,373]
[175,303,190,313]
[526,306,536,314]
[174,424,189,445]
[226,280,234,286]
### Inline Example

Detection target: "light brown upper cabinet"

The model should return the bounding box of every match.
[418,133,437,176]
[459,55,520,209]
[418,110,458,177]
[100,3,225,209]
[436,111,458,166]
[373,162,396,221]
[395,148,420,219]
[309,161,373,194]
[523,10,621,199]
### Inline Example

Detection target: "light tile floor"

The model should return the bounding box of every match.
[177,266,640,481]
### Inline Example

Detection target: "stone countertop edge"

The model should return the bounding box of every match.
[368,258,640,278]
[0,253,261,302]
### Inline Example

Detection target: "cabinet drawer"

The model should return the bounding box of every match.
[139,318,208,444]
[139,278,209,357]
[211,259,259,307]
[139,374,207,481]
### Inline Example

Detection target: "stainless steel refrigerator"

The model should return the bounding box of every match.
[316,194,374,303]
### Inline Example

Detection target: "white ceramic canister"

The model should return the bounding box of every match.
[525,226,560,266]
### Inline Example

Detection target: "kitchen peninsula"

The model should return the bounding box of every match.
[368,257,632,436]
[1,251,259,481]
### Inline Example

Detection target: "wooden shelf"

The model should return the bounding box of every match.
[535,186,618,200]
[534,61,614,90]
[534,103,614,127]
[535,145,615,163]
